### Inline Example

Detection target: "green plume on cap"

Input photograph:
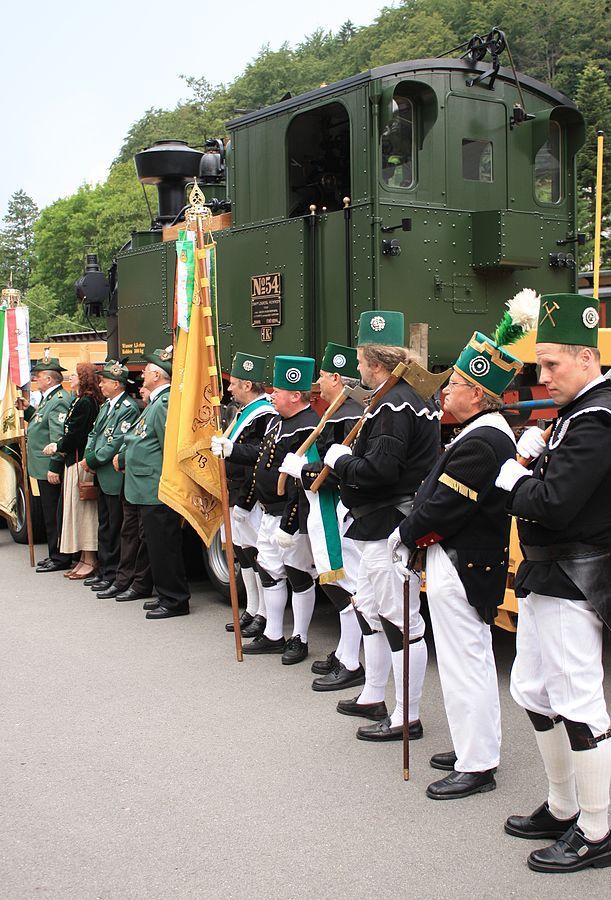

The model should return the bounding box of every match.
[493,289,540,347]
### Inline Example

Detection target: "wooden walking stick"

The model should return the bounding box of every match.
[17,390,35,567]
[403,577,410,781]
[190,183,243,661]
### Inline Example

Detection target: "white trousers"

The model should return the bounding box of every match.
[426,544,502,772]
[511,591,610,736]
[353,539,424,638]
[255,512,317,583]
[226,501,263,549]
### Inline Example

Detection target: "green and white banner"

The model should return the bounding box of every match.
[304,444,345,583]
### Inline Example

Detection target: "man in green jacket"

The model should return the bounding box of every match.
[18,355,71,572]
[116,347,190,619]
[82,361,140,595]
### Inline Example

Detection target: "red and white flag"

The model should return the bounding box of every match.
[7,307,30,388]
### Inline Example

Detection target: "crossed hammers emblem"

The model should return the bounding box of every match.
[540,300,560,327]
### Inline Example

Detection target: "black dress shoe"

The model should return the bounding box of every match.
[91,580,111,592]
[311,651,339,675]
[240,614,266,638]
[281,635,308,665]
[505,802,579,840]
[143,599,159,611]
[242,634,285,655]
[312,663,366,692]
[225,610,254,633]
[37,557,51,566]
[115,588,151,602]
[426,769,496,800]
[83,574,104,586]
[145,605,190,619]
[36,560,71,573]
[336,695,388,721]
[96,584,123,599]
[528,824,611,873]
[430,751,458,771]
[356,716,424,742]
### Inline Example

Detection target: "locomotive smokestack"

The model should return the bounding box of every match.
[134,140,204,228]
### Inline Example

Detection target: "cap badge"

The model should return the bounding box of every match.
[109,363,123,376]
[540,300,560,328]
[285,367,301,384]
[469,356,490,377]
[583,307,599,329]
[243,359,254,372]
[370,315,386,332]
[332,353,347,368]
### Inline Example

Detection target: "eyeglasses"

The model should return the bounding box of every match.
[446,379,476,390]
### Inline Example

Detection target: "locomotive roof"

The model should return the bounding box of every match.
[227,58,577,129]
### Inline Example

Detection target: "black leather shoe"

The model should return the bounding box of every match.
[37,557,51,566]
[143,600,159,611]
[116,588,152,602]
[241,614,267,638]
[505,802,579,840]
[96,584,123,599]
[356,716,424,742]
[312,663,365,692]
[145,605,189,619]
[528,824,611,873]
[91,580,111,592]
[430,751,458,771]
[336,695,388,721]
[225,610,254,633]
[311,651,339,675]
[36,560,71,573]
[242,635,285,654]
[281,635,308,665]
[426,770,496,800]
[83,574,104,586]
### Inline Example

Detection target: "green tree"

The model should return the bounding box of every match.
[23,283,83,341]
[575,65,611,268]
[0,190,39,293]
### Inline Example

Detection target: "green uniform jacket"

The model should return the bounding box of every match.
[84,392,141,496]
[118,385,170,505]
[24,386,71,480]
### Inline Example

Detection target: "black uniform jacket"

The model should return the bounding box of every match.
[400,412,516,623]
[334,379,440,541]
[508,379,611,615]
[49,394,100,475]
[224,399,275,507]
[300,396,364,492]
[231,405,319,534]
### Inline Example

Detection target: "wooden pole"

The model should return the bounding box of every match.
[193,212,243,662]
[17,390,35,567]
[408,323,429,368]
[403,578,410,781]
[593,131,604,302]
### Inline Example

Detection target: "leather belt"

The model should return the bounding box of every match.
[351,494,414,520]
[522,542,609,562]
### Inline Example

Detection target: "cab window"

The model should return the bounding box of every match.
[287,102,350,218]
[535,121,561,203]
[462,139,493,182]
[381,91,414,189]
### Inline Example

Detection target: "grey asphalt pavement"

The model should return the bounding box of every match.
[1,528,609,899]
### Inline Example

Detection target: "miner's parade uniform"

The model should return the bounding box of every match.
[279,342,365,691]
[496,293,611,873]
[324,312,440,742]
[84,361,140,591]
[24,357,71,571]
[118,348,190,619]
[213,352,275,638]
[232,356,319,664]
[394,329,524,799]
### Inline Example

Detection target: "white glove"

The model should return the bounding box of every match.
[211,435,234,458]
[275,528,296,549]
[495,458,533,492]
[279,452,305,480]
[516,426,547,461]
[232,506,249,525]
[324,444,352,469]
[387,526,410,581]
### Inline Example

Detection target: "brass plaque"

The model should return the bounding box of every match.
[251,273,282,328]
[260,326,273,342]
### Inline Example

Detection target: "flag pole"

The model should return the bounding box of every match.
[189,182,243,662]
[17,392,35,567]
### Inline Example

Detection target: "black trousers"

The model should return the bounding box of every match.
[37,479,70,564]
[115,497,153,594]
[97,490,123,582]
[139,503,190,611]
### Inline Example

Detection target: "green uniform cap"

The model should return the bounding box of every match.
[320,342,359,380]
[454,331,523,397]
[536,293,599,348]
[357,310,404,347]
[231,352,267,382]
[98,359,130,384]
[273,356,315,391]
[143,346,173,375]
[31,356,66,374]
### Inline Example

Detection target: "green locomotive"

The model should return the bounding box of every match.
[106,32,585,373]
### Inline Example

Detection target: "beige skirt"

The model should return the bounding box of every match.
[59,464,98,553]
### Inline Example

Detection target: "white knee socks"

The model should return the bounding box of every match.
[262,582,288,640]
[357,631,391,704]
[338,605,362,672]
[255,572,266,618]
[291,585,316,642]
[241,567,260,617]
[534,723,579,821]
[573,737,611,841]
[389,639,428,728]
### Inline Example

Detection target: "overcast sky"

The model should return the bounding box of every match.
[1,1,387,219]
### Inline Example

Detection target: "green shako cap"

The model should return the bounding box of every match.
[273,356,315,391]
[357,310,404,347]
[454,331,523,397]
[31,355,66,374]
[98,359,130,384]
[231,352,267,382]
[536,293,599,348]
[143,345,173,375]
[320,342,359,379]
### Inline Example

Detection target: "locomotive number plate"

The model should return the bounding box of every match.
[251,273,282,328]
